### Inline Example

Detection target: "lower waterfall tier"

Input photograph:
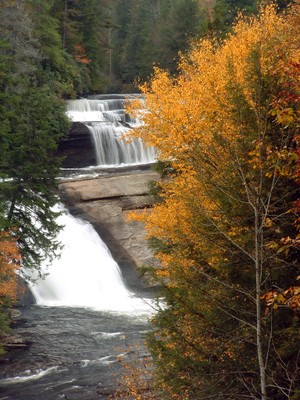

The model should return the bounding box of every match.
[26,208,153,314]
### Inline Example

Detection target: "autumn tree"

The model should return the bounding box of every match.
[0,233,21,306]
[0,232,22,355]
[127,3,300,399]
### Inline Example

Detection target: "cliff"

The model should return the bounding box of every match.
[59,169,160,296]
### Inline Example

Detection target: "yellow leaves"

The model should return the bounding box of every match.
[127,3,300,173]
[113,342,155,400]
[264,218,273,228]
[272,107,296,126]
[126,0,300,311]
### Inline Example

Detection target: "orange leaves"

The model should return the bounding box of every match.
[126,2,300,255]
[112,343,155,400]
[0,232,21,306]
[127,3,300,173]
[124,5,300,398]
[74,44,91,64]
[261,284,300,313]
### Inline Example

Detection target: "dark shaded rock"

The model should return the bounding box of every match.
[2,333,32,350]
[8,309,21,320]
[15,276,36,307]
[57,122,96,168]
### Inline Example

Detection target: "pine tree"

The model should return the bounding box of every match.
[26,0,78,97]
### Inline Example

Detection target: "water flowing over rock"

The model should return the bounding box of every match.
[0,95,159,400]
[58,94,156,168]
[59,170,160,294]
[26,206,154,313]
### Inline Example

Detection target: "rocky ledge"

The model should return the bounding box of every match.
[59,169,160,296]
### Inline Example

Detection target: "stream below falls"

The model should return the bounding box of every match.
[0,208,155,400]
[1,94,157,399]
[0,306,151,400]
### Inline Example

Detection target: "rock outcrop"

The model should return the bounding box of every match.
[59,169,160,295]
[57,123,97,168]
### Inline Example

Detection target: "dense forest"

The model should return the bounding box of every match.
[0,0,262,97]
[0,1,299,399]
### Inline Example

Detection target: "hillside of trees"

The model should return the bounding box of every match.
[1,0,263,97]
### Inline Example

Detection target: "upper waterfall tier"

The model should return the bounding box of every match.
[61,94,156,169]
[66,94,141,125]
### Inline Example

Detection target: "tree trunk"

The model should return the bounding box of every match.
[255,207,267,400]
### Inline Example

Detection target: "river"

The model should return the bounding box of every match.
[0,94,156,399]
[0,307,151,400]
[0,210,154,400]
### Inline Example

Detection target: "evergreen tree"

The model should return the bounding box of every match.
[0,0,70,276]
[158,0,205,73]
[26,0,78,97]
[112,0,208,90]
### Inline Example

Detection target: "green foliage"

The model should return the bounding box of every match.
[1,85,69,273]
[112,0,208,89]
[0,1,70,276]
[0,310,10,356]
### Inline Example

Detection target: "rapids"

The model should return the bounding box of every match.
[0,209,154,399]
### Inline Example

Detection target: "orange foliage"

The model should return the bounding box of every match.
[261,284,300,313]
[74,44,91,64]
[0,232,22,306]
[111,344,155,400]
[125,4,300,398]
[126,3,300,279]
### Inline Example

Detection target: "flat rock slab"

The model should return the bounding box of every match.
[60,171,160,203]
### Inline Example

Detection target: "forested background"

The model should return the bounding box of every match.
[0,0,264,98]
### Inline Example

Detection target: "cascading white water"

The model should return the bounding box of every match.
[27,208,153,314]
[66,94,156,168]
[87,122,156,166]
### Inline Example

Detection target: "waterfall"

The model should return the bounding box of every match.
[66,94,156,168]
[27,207,152,314]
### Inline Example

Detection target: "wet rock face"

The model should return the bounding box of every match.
[57,123,96,168]
[15,277,36,307]
[59,170,160,294]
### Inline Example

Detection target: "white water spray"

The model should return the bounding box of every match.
[27,208,153,314]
